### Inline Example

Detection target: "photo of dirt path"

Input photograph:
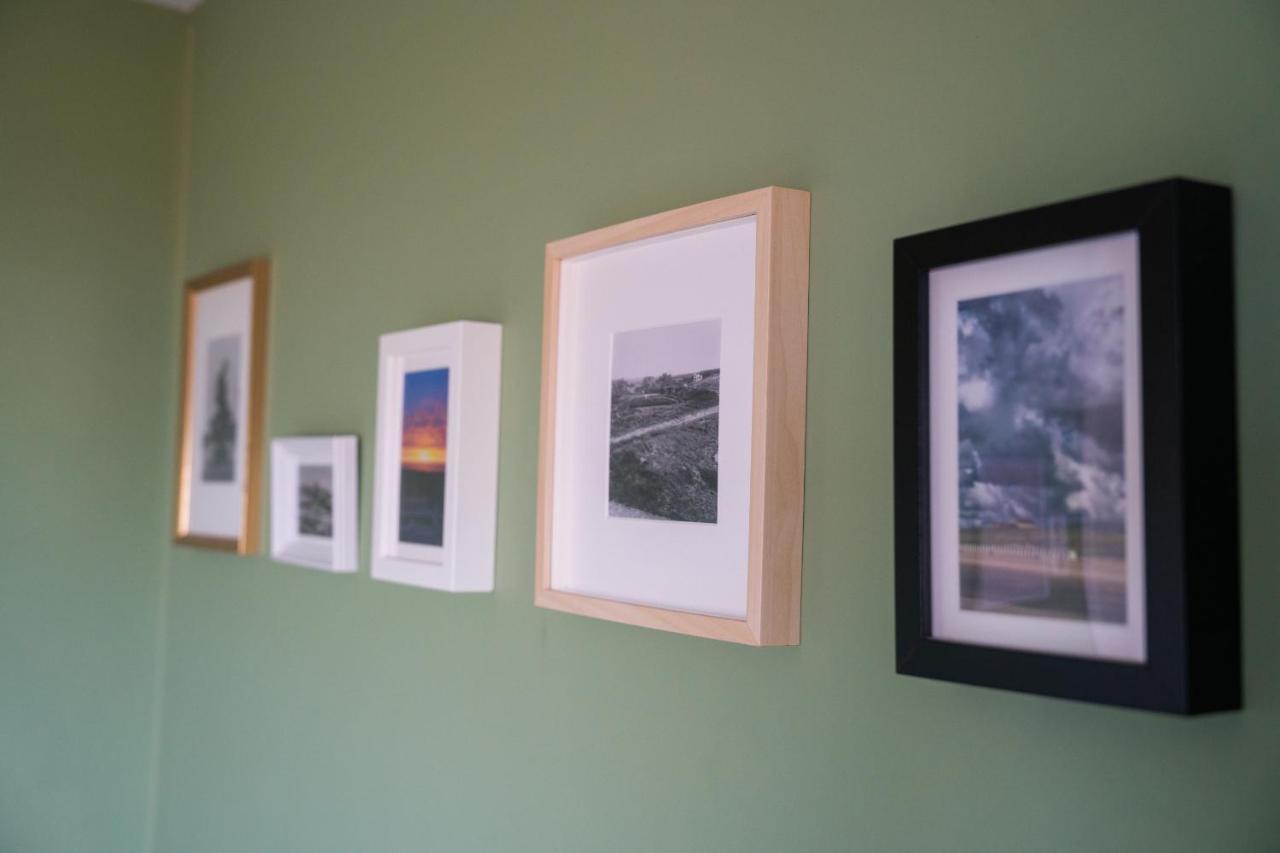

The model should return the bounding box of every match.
[608,319,721,524]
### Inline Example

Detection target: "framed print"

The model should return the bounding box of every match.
[536,186,810,646]
[894,178,1240,713]
[173,258,271,553]
[371,321,502,592]
[270,436,358,573]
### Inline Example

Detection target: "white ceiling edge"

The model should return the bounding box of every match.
[134,0,205,13]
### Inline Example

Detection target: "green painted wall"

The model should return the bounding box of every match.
[5,1,1279,851]
[153,2,1280,850]
[0,2,184,851]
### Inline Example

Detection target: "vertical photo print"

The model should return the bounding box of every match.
[399,368,449,547]
[297,464,333,538]
[955,275,1129,626]
[608,319,721,523]
[201,334,241,483]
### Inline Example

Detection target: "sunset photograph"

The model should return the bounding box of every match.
[399,367,449,546]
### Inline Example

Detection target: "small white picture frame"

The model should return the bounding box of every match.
[371,321,502,592]
[270,436,358,573]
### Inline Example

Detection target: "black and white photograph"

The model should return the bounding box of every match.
[539,189,809,641]
[956,275,1128,625]
[201,334,241,483]
[270,436,358,573]
[297,464,333,538]
[608,319,721,524]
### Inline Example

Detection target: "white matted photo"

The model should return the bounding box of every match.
[928,231,1146,663]
[370,321,502,592]
[536,187,811,646]
[270,436,358,573]
[551,220,754,620]
[173,258,270,554]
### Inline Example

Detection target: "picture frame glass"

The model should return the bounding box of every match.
[185,277,253,539]
[297,464,334,539]
[549,216,757,619]
[398,365,449,549]
[927,231,1147,663]
[379,347,456,568]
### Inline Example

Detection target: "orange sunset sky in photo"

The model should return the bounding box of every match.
[401,368,448,473]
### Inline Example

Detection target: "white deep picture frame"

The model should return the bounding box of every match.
[371,321,502,592]
[186,277,253,539]
[270,436,358,573]
[928,231,1146,663]
[549,216,757,619]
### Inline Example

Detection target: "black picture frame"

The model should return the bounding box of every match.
[893,178,1240,714]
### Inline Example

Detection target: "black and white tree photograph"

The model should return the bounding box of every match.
[608,319,721,523]
[955,275,1129,624]
[201,334,240,483]
[297,464,333,538]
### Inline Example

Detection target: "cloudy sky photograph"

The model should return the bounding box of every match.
[956,274,1129,536]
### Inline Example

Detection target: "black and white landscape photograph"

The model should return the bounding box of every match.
[955,275,1130,624]
[609,319,721,524]
[201,334,240,483]
[297,464,333,538]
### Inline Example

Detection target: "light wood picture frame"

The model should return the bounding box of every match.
[536,186,810,645]
[172,258,271,554]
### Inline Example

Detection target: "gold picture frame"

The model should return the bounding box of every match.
[172,258,271,554]
[535,187,810,645]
